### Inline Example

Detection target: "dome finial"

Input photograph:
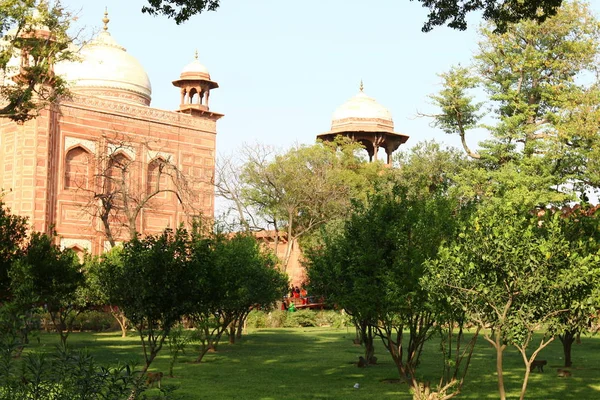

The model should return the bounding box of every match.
[194,49,199,60]
[359,79,364,92]
[102,8,110,31]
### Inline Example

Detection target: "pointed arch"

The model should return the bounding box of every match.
[147,157,170,197]
[105,152,132,195]
[65,146,92,190]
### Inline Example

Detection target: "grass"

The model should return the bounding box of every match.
[29,327,600,400]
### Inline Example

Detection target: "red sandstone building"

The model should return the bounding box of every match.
[0,13,222,258]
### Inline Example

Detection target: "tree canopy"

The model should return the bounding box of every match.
[139,0,565,32]
[429,0,600,203]
[0,0,75,122]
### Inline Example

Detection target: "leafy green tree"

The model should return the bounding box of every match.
[0,200,27,302]
[0,0,75,122]
[237,140,383,271]
[429,1,600,200]
[188,232,287,361]
[101,228,196,373]
[307,186,459,388]
[9,232,84,346]
[551,205,600,367]
[223,234,288,343]
[84,248,130,338]
[427,199,600,400]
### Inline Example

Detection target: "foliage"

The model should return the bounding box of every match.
[71,310,119,332]
[9,232,84,346]
[166,324,191,378]
[188,231,287,360]
[138,0,564,33]
[306,185,460,385]
[419,0,564,33]
[85,248,130,337]
[429,1,600,201]
[550,205,600,367]
[426,198,600,400]
[0,200,27,302]
[230,140,384,271]
[101,228,196,372]
[0,342,144,400]
[0,0,76,122]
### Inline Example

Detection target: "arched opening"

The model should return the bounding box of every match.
[69,245,86,264]
[65,146,92,190]
[147,158,169,197]
[105,152,131,195]
[189,88,198,104]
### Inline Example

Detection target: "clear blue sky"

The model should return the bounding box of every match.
[61,0,600,158]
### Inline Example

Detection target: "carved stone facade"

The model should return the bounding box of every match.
[0,93,221,255]
[0,14,222,255]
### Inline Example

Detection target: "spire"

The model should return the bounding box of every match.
[102,8,109,31]
[194,49,199,60]
[359,79,364,92]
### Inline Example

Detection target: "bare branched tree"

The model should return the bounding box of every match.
[69,131,202,248]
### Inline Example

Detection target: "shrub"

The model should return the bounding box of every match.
[246,310,267,329]
[73,311,118,332]
[246,310,351,328]
[265,310,287,328]
[284,310,317,327]
[315,310,351,328]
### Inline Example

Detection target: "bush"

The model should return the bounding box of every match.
[284,310,317,327]
[0,344,146,400]
[246,310,267,328]
[73,310,118,332]
[245,310,351,329]
[314,310,351,328]
[265,310,287,328]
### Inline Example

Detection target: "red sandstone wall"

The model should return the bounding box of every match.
[1,96,219,255]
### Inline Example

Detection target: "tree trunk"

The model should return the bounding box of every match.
[361,324,375,362]
[493,333,507,400]
[559,330,576,368]
[110,309,129,338]
[228,324,236,344]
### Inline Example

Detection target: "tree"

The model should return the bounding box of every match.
[0,0,75,122]
[418,0,563,32]
[188,231,287,362]
[72,133,200,248]
[306,186,460,388]
[101,228,196,373]
[551,205,600,368]
[9,232,84,346]
[428,1,600,199]
[232,140,382,271]
[0,200,27,302]
[84,248,130,338]
[427,198,600,400]
[139,0,564,32]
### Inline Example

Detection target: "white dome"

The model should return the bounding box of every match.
[331,90,393,123]
[178,51,211,81]
[55,29,152,105]
[181,59,210,76]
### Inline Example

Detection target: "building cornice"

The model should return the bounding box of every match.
[60,94,218,133]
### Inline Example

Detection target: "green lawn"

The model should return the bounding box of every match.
[30,328,600,399]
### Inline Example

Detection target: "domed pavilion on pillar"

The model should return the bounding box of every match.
[318,82,409,165]
[0,11,223,257]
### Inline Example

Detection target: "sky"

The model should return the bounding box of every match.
[60,0,600,160]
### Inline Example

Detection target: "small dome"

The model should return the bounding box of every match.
[55,13,152,106]
[331,89,393,125]
[179,51,211,80]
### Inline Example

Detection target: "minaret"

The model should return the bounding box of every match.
[172,51,220,114]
